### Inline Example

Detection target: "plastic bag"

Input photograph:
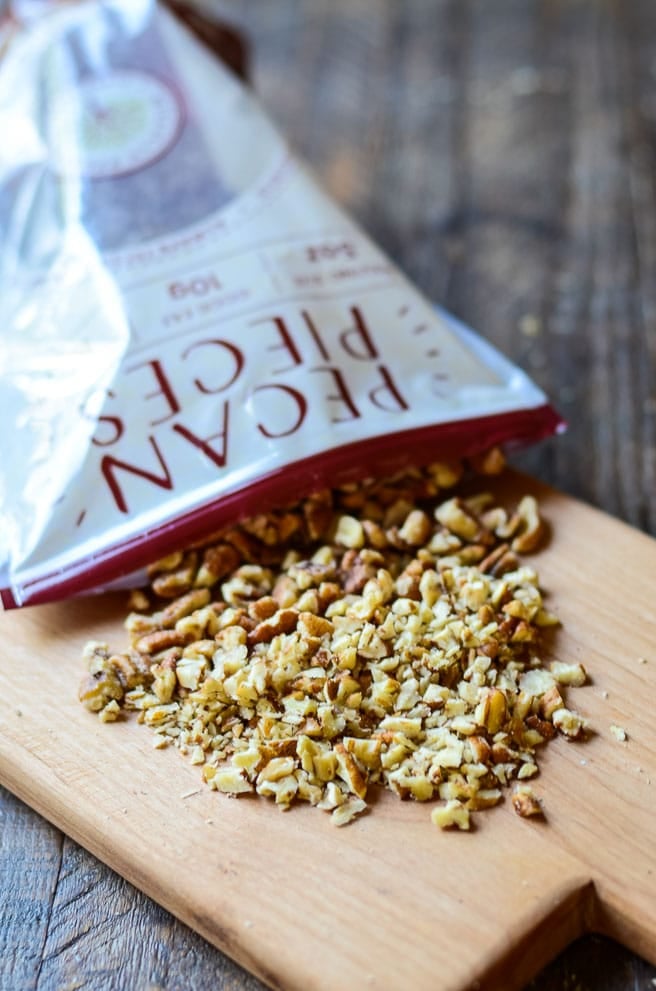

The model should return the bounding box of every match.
[0,0,563,608]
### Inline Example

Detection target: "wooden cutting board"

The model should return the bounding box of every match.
[1,472,655,991]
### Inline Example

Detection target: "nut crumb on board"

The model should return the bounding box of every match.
[610,725,628,742]
[79,455,590,829]
[512,784,544,819]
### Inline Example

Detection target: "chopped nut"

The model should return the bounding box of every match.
[98,699,121,723]
[610,724,628,742]
[303,492,334,540]
[431,800,470,831]
[334,515,365,549]
[176,655,207,691]
[247,608,299,645]
[362,519,387,549]
[222,565,273,606]
[80,463,588,829]
[398,509,432,546]
[78,667,124,712]
[469,447,506,476]
[519,668,556,698]
[272,574,299,608]
[160,588,211,627]
[468,736,492,764]
[550,661,587,687]
[151,554,198,598]
[257,774,299,806]
[427,461,464,488]
[512,785,543,818]
[334,743,368,799]
[128,589,150,612]
[318,781,346,811]
[196,544,241,587]
[479,543,511,576]
[540,686,564,720]
[153,666,177,703]
[526,715,556,740]
[257,757,297,783]
[213,768,254,795]
[134,630,191,655]
[147,551,184,577]
[435,498,481,542]
[331,796,367,827]
[553,708,585,740]
[517,762,538,780]
[298,612,333,638]
[511,497,545,554]
[248,596,279,622]
[475,689,507,735]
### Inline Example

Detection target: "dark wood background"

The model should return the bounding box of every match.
[2,0,655,988]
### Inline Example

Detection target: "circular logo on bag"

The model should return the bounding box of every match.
[54,71,184,179]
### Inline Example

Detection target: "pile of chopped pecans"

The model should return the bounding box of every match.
[79,453,588,830]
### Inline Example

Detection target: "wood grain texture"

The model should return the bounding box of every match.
[2,0,656,989]
[2,475,656,991]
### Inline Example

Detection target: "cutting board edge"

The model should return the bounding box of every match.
[590,882,656,968]
[0,749,622,991]
[3,470,656,990]
[479,876,597,991]
[0,754,293,991]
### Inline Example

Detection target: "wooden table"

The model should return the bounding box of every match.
[2,1,655,988]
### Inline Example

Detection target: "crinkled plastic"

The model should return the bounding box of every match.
[0,0,563,608]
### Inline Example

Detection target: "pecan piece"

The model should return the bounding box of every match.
[134,630,191,654]
[160,588,211,627]
[512,785,543,818]
[247,608,299,646]
[511,496,546,554]
[195,544,241,586]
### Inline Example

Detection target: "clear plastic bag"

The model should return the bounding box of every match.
[0,0,562,607]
